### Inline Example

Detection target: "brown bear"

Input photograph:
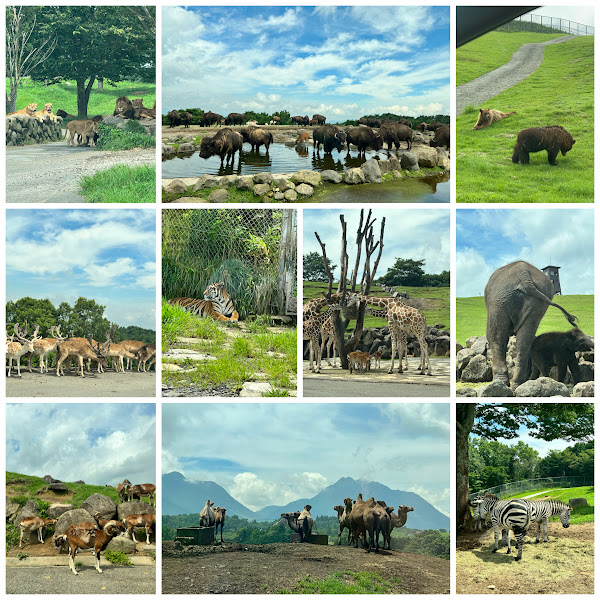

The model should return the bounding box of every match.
[472,108,515,130]
[511,125,575,165]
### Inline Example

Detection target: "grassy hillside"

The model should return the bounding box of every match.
[509,486,594,524]
[456,295,593,346]
[6,78,156,116]
[457,31,565,86]
[457,36,593,203]
[304,282,450,331]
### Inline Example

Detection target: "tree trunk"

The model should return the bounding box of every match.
[456,403,476,531]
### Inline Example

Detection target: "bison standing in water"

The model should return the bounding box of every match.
[313,125,347,154]
[167,110,181,128]
[199,128,243,166]
[379,122,413,150]
[225,112,245,126]
[239,126,273,152]
[345,126,384,154]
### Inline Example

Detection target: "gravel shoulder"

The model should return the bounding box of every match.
[457,35,576,115]
[162,541,450,594]
[6,140,155,203]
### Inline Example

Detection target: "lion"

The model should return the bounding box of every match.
[113,96,135,119]
[7,103,37,117]
[35,103,58,122]
[65,119,98,147]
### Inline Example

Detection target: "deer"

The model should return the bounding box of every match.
[55,324,116,377]
[7,322,41,377]
[27,325,67,373]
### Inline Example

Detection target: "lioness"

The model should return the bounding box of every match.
[35,103,58,122]
[66,119,98,147]
[7,103,37,117]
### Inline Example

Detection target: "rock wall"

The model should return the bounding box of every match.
[6,114,63,146]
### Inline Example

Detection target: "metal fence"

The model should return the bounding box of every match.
[162,209,296,318]
[499,14,594,36]
[470,476,593,500]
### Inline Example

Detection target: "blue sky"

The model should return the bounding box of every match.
[304,208,450,279]
[6,209,156,330]
[162,403,450,516]
[456,209,594,297]
[6,404,156,485]
[162,6,450,120]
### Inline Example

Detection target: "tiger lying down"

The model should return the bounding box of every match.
[169,282,239,322]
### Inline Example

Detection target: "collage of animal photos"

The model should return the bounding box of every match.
[3,2,597,598]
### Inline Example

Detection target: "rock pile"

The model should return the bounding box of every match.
[6,114,63,146]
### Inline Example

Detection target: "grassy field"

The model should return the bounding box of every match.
[80,164,156,203]
[457,35,593,203]
[457,31,565,86]
[508,486,594,524]
[456,295,593,346]
[303,281,450,331]
[7,78,156,117]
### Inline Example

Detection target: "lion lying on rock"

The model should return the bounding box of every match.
[65,119,98,147]
[7,103,37,117]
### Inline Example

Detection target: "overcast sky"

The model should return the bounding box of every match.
[304,208,449,279]
[456,209,594,297]
[163,403,451,517]
[162,6,450,120]
[6,209,156,330]
[6,404,156,485]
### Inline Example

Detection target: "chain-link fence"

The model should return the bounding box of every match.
[162,209,296,318]
[469,476,593,501]
[499,14,594,36]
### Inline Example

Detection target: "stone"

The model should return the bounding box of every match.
[253,172,274,184]
[456,387,477,397]
[572,381,594,397]
[106,536,137,554]
[273,178,295,192]
[207,189,229,203]
[320,170,343,184]
[164,179,187,195]
[192,175,219,191]
[361,158,382,183]
[477,380,514,397]
[344,168,365,184]
[177,142,195,153]
[295,183,314,197]
[55,508,95,535]
[47,503,74,519]
[81,493,117,521]
[399,152,419,170]
[291,170,321,186]
[471,336,488,357]
[514,377,570,398]
[283,189,298,202]
[253,183,271,196]
[461,354,492,383]
[237,176,255,191]
[117,501,156,520]
[239,382,273,397]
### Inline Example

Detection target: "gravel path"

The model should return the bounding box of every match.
[457,35,576,115]
[6,139,155,203]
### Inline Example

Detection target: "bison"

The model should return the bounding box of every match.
[429,125,450,149]
[345,126,384,154]
[291,115,309,126]
[199,128,243,166]
[239,126,273,152]
[225,112,245,126]
[167,110,181,128]
[379,122,413,150]
[200,111,223,127]
[312,114,326,125]
[313,125,347,154]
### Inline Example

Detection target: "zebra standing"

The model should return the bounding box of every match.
[490,498,533,561]
[529,499,572,542]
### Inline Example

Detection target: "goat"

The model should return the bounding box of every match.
[214,506,226,542]
[127,483,156,505]
[123,513,155,544]
[18,516,57,547]
[58,522,123,575]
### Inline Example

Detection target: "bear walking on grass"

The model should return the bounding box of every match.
[512,125,575,165]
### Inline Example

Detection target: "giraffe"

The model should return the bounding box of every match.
[353,294,431,375]
[303,303,344,373]
[365,306,408,373]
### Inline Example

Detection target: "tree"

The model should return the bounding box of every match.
[379,258,426,287]
[31,6,155,117]
[5,6,57,113]
[456,403,594,531]
[303,252,337,282]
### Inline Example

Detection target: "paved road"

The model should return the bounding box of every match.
[6,140,155,203]
[457,35,576,115]
[6,564,156,594]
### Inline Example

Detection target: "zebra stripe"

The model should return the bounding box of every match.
[529,499,572,542]
[490,499,532,561]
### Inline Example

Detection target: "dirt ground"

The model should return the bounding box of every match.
[162,541,449,594]
[6,370,156,397]
[456,522,594,594]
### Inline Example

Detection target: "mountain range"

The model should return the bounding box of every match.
[162,472,449,531]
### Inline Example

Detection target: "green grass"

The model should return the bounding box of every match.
[278,571,403,594]
[456,294,594,346]
[457,31,566,86]
[7,78,156,117]
[303,281,450,331]
[104,550,133,566]
[79,164,156,203]
[457,36,593,203]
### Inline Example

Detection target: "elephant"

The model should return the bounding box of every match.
[484,260,577,390]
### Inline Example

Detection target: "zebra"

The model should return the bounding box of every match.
[529,499,572,543]
[490,498,533,561]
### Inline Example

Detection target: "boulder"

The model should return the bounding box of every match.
[47,503,74,519]
[476,380,514,397]
[81,493,117,521]
[117,501,156,520]
[106,535,137,554]
[207,189,229,203]
[253,172,274,184]
[461,355,492,383]
[320,170,343,184]
[514,377,570,398]
[344,168,365,184]
[55,508,96,535]
[361,158,382,183]
[572,381,594,397]
[291,170,321,187]
[163,179,187,195]
[295,183,314,197]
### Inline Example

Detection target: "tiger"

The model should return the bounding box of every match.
[169,282,239,322]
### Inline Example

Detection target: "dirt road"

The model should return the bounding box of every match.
[162,541,450,594]
[456,521,594,594]
[6,141,155,203]
[6,370,156,397]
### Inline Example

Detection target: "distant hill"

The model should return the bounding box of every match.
[163,473,449,531]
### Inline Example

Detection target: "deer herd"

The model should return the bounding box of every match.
[5,321,156,378]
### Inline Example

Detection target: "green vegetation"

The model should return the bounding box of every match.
[304,281,450,331]
[456,294,594,345]
[457,31,565,86]
[457,36,593,203]
[278,571,402,594]
[80,164,155,203]
[104,550,133,566]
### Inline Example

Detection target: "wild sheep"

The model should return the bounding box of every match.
[214,506,226,542]
[18,516,57,548]
[123,513,155,545]
[199,500,215,527]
